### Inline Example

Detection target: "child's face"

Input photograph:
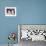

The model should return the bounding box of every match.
[12,10,15,15]
[8,10,11,15]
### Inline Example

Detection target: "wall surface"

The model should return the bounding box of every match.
[0,0,46,44]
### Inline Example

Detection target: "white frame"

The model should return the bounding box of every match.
[18,24,46,42]
[5,7,16,16]
[18,25,21,43]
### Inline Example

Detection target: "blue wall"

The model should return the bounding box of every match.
[0,0,46,44]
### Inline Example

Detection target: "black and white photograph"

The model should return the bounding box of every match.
[5,7,16,16]
[18,25,46,46]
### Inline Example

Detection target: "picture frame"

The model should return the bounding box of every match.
[5,7,16,16]
[18,24,46,41]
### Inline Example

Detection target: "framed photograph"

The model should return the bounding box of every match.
[5,7,16,16]
[18,24,46,42]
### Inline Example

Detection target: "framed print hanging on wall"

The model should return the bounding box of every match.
[5,7,16,16]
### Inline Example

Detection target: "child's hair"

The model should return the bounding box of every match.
[12,9,15,14]
[7,9,12,14]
